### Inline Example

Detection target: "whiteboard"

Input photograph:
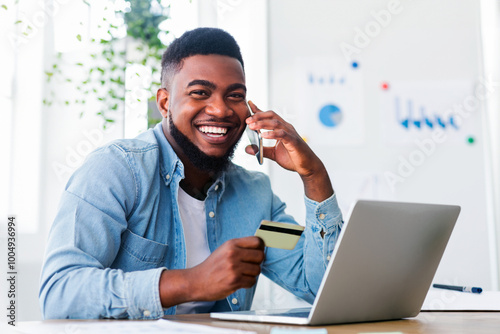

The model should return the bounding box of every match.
[267,0,497,290]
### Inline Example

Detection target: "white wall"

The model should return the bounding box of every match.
[4,0,500,322]
[267,0,498,291]
[4,0,273,321]
[480,0,500,284]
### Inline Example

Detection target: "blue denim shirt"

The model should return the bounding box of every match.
[39,123,343,319]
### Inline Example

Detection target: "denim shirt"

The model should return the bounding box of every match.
[39,123,343,319]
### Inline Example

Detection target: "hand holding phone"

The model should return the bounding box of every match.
[245,100,263,165]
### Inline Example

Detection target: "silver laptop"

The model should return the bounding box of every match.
[211,200,460,325]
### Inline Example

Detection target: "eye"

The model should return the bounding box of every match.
[227,92,245,101]
[190,90,209,98]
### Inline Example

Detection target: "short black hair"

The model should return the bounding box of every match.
[160,27,244,88]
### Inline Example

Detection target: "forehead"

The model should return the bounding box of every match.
[172,54,245,88]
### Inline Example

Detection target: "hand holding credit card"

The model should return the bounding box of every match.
[254,220,305,250]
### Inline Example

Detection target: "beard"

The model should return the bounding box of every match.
[168,113,239,175]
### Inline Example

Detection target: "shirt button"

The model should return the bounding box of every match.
[215,184,219,191]
[231,298,238,305]
[143,310,151,317]
[326,255,331,261]
[319,213,326,220]
[209,211,215,218]
[166,174,170,180]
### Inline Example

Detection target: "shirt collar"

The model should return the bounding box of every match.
[153,122,184,186]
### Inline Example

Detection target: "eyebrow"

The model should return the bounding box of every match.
[187,80,216,90]
[226,83,247,93]
[186,80,247,93]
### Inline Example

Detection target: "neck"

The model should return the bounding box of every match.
[182,163,213,192]
[179,175,214,200]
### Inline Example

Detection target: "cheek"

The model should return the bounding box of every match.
[170,102,199,129]
[232,102,249,120]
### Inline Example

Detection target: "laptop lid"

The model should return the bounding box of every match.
[211,200,460,326]
[308,200,460,325]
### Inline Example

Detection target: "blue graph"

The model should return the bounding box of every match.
[308,73,346,85]
[319,104,343,127]
[395,97,458,130]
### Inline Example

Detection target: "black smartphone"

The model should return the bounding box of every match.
[245,101,263,165]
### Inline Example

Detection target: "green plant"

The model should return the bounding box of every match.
[44,0,169,129]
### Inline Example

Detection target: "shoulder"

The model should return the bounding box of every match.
[96,129,159,155]
[67,129,161,189]
[84,129,160,167]
[65,129,163,211]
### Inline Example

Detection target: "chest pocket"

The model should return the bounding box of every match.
[111,229,168,272]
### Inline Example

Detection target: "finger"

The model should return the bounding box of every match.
[247,119,286,132]
[237,248,265,264]
[261,128,288,140]
[234,236,265,250]
[239,262,262,277]
[237,275,258,289]
[245,145,258,156]
[262,146,276,161]
[246,110,283,125]
[248,100,263,114]
[249,110,281,119]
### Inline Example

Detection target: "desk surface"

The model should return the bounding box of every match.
[164,312,500,334]
[14,312,500,334]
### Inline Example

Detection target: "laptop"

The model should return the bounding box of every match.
[211,200,460,325]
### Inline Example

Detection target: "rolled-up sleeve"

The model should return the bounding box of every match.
[262,187,343,304]
[304,193,344,264]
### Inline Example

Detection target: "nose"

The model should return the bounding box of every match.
[205,95,233,118]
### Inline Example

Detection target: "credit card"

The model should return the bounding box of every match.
[254,220,305,250]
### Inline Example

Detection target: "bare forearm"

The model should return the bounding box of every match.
[301,164,334,203]
[159,269,194,308]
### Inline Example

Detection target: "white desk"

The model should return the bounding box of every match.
[11,312,500,334]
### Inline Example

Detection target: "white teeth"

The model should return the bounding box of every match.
[199,126,228,135]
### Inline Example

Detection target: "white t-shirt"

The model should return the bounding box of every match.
[175,187,216,314]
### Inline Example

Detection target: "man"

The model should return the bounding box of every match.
[39,27,343,319]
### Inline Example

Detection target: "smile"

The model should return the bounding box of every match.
[198,125,228,137]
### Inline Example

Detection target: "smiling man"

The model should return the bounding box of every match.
[39,28,344,319]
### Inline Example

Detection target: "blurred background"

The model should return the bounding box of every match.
[1,0,499,321]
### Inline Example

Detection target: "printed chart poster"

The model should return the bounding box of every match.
[379,80,480,146]
[294,56,364,147]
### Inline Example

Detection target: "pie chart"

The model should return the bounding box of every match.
[319,104,343,127]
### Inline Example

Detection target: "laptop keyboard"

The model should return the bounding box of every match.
[266,311,310,318]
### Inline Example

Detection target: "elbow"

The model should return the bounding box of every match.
[39,272,78,319]
[39,280,67,319]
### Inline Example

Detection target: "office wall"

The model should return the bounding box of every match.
[7,0,273,321]
[267,0,497,290]
[5,0,498,322]
[480,0,500,284]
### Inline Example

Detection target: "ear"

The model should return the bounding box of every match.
[156,88,170,118]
